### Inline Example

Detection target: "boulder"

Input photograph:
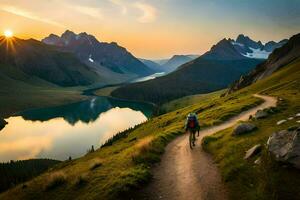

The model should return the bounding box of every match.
[267,127,300,169]
[254,110,268,119]
[277,120,287,125]
[254,157,262,165]
[297,121,300,123]
[296,113,300,117]
[232,123,257,136]
[244,144,262,160]
[288,117,294,120]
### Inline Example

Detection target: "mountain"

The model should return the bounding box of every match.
[202,39,247,60]
[230,34,287,59]
[139,58,163,72]
[228,33,300,93]
[42,30,154,77]
[162,55,199,72]
[153,58,169,66]
[0,36,101,86]
[111,38,263,105]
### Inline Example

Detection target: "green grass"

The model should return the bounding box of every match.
[202,58,300,200]
[1,58,298,199]
[159,90,225,114]
[0,76,263,199]
[94,86,120,97]
[0,64,88,119]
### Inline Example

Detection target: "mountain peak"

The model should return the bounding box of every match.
[202,38,246,60]
[62,30,75,36]
[236,34,247,41]
[41,30,154,76]
[231,34,287,59]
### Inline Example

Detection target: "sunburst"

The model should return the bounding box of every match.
[4,30,13,38]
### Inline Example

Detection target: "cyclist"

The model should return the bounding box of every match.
[185,113,200,147]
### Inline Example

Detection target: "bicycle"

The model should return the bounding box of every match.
[188,129,196,149]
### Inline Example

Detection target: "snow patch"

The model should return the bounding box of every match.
[242,47,270,59]
[231,41,244,47]
[89,54,94,63]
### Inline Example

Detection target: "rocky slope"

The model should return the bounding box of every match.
[228,33,300,93]
[230,34,287,59]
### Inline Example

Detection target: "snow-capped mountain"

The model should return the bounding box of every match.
[230,34,288,59]
[42,30,154,76]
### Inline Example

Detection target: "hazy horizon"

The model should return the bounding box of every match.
[1,0,300,59]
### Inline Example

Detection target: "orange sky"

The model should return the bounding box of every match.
[0,0,299,59]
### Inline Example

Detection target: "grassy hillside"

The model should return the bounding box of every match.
[0,159,60,193]
[111,59,262,105]
[0,37,102,87]
[202,58,300,199]
[0,63,87,118]
[1,56,298,200]
[0,79,265,199]
[159,90,225,114]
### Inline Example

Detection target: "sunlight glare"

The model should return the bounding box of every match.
[4,30,13,38]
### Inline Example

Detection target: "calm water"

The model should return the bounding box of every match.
[0,97,153,162]
[132,72,166,83]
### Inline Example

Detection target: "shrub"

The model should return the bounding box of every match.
[44,171,67,190]
[131,136,155,163]
[0,159,60,193]
[101,123,144,148]
[86,145,95,154]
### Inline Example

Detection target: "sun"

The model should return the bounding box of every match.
[4,29,13,38]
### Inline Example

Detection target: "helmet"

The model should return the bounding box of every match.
[188,113,196,118]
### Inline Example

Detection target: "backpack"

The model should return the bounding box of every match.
[187,116,196,128]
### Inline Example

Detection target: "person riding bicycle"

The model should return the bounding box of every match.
[185,113,200,147]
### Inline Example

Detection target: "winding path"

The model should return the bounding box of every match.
[134,94,277,200]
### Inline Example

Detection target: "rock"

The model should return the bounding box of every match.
[266,107,278,114]
[0,118,8,130]
[297,121,300,123]
[254,110,268,119]
[296,113,300,117]
[277,120,287,125]
[244,144,262,160]
[232,123,257,136]
[254,157,262,165]
[267,127,300,169]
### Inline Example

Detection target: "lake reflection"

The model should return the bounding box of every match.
[0,97,153,162]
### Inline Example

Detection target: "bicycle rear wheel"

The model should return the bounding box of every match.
[189,130,193,149]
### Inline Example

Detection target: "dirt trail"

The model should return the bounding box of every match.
[134,94,277,200]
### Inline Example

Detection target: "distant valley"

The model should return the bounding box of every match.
[111,34,287,105]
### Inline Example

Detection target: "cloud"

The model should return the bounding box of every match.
[68,5,103,19]
[133,2,157,23]
[109,0,127,15]
[0,5,65,27]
